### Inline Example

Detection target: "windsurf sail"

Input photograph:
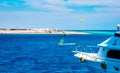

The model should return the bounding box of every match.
[58,34,66,45]
[58,38,64,45]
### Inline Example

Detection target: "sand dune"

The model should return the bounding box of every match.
[0,29,90,34]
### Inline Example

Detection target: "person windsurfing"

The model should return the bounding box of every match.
[58,34,66,45]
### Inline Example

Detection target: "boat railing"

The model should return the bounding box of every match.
[72,45,104,62]
[73,45,99,53]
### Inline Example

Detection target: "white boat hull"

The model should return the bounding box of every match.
[74,52,120,73]
[81,58,120,73]
[73,28,120,73]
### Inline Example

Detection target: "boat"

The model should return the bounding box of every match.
[73,24,120,73]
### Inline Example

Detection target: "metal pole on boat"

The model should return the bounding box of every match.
[117,24,120,31]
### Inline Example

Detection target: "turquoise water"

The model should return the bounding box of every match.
[0,31,112,73]
[70,30,115,35]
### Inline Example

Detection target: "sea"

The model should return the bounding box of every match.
[0,30,115,73]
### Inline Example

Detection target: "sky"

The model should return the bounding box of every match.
[0,0,120,30]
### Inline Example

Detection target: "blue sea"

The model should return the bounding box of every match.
[0,31,114,73]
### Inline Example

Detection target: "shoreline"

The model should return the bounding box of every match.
[0,29,90,34]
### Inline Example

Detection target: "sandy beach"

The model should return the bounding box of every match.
[0,29,89,34]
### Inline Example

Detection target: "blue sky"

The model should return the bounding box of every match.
[0,0,120,30]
